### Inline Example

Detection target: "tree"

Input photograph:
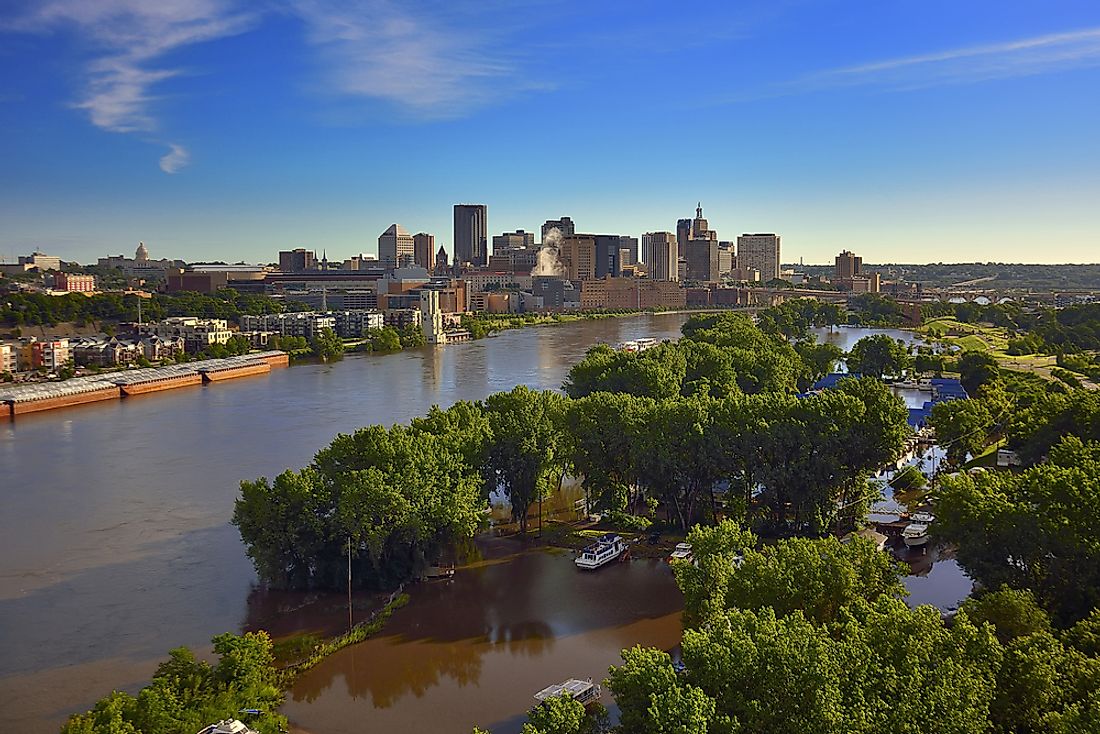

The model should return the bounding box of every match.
[961,587,1052,643]
[929,398,994,467]
[956,351,999,396]
[311,326,344,360]
[560,392,654,514]
[522,695,586,734]
[482,386,565,534]
[846,333,910,378]
[366,326,402,352]
[936,436,1100,625]
[563,343,685,399]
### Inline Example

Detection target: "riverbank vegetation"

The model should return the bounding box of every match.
[0,289,308,329]
[233,312,910,592]
[61,632,287,734]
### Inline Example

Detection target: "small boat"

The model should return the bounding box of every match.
[423,564,455,580]
[668,542,693,563]
[575,533,627,570]
[902,522,930,548]
[533,678,602,707]
[910,511,935,525]
[196,721,258,734]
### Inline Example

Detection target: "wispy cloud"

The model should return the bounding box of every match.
[796,27,1100,92]
[159,143,190,174]
[286,0,538,118]
[5,0,257,170]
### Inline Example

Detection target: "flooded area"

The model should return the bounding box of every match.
[0,314,971,732]
[284,540,682,734]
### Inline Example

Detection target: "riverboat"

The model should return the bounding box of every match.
[668,542,694,563]
[533,678,602,707]
[575,533,628,570]
[196,720,258,734]
[902,522,930,548]
[423,564,455,580]
[616,337,659,353]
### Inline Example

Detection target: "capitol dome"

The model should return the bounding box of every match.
[135,241,149,261]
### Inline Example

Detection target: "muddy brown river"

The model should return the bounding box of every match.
[0,314,971,732]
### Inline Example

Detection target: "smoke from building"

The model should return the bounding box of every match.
[532,227,566,277]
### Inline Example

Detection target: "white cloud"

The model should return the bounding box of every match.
[286,0,529,118]
[6,0,256,165]
[159,143,190,173]
[800,27,1100,92]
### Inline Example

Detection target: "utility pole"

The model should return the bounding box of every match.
[347,535,353,631]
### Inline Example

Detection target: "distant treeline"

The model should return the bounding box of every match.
[792,262,1100,290]
[0,289,308,327]
[924,300,1100,353]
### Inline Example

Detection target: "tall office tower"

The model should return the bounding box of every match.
[835,250,862,280]
[378,224,415,268]
[643,232,678,281]
[279,248,316,272]
[737,233,782,281]
[676,218,693,253]
[593,234,623,278]
[454,204,488,266]
[685,237,720,281]
[619,236,639,265]
[541,217,575,241]
[413,232,436,271]
[492,229,535,252]
[692,203,710,238]
[559,235,596,280]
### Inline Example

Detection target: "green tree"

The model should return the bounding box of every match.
[482,386,566,534]
[956,351,999,396]
[929,397,995,467]
[522,695,586,734]
[846,333,911,378]
[311,326,344,360]
[960,587,1053,643]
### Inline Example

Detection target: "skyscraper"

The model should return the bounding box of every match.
[676,218,693,254]
[835,250,862,279]
[378,224,414,268]
[685,237,720,281]
[541,217,575,241]
[642,232,678,281]
[619,236,639,265]
[454,204,488,266]
[413,232,436,271]
[492,230,535,252]
[737,233,782,281]
[593,234,622,278]
[558,235,596,280]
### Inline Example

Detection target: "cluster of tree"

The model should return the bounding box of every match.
[61,632,286,734]
[924,300,1100,355]
[937,435,1100,626]
[358,324,425,353]
[503,521,1100,734]
[234,401,488,589]
[310,326,344,360]
[755,298,843,339]
[0,289,308,327]
[846,332,911,378]
[846,293,909,326]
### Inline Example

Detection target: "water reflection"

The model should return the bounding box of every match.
[284,542,682,733]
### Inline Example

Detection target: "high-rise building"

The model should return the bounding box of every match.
[685,237,720,281]
[541,217,575,241]
[454,204,488,266]
[279,248,316,273]
[492,230,535,252]
[593,234,622,278]
[737,233,781,282]
[559,235,596,280]
[676,218,693,254]
[378,224,415,268]
[835,250,862,280]
[692,203,710,238]
[434,245,450,275]
[619,236,638,265]
[643,232,678,281]
[413,233,436,271]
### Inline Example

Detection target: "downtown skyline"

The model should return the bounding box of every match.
[2,1,1100,265]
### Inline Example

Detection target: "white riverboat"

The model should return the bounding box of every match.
[575,533,628,570]
[534,678,602,707]
[617,337,660,353]
[196,721,258,734]
[668,542,694,563]
[902,522,930,548]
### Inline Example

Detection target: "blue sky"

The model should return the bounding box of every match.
[2,1,1099,265]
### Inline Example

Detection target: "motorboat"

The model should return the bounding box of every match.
[575,533,627,570]
[902,522,930,548]
[196,721,258,734]
[668,542,693,563]
[534,678,602,707]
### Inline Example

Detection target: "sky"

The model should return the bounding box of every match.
[1,0,1099,266]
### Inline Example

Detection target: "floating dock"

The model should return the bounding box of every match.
[0,351,289,417]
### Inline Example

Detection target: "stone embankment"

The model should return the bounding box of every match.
[0,351,289,417]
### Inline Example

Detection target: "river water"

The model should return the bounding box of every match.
[0,314,969,733]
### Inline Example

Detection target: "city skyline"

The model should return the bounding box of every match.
[2,2,1100,264]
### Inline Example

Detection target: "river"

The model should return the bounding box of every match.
[0,314,970,733]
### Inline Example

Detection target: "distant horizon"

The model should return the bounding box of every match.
[2,2,1098,265]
